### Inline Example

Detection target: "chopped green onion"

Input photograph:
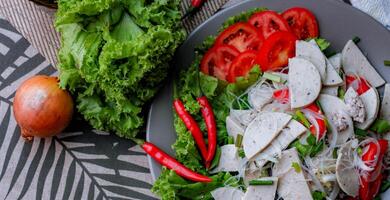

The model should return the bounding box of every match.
[235,134,243,147]
[370,119,390,134]
[238,148,245,158]
[332,148,338,159]
[291,162,302,173]
[263,72,281,83]
[209,147,221,170]
[249,179,274,186]
[295,110,311,128]
[227,136,235,144]
[352,36,361,44]
[314,38,331,51]
[385,60,390,66]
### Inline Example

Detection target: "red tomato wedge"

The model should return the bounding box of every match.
[248,10,290,39]
[359,140,388,200]
[305,103,327,140]
[256,31,297,71]
[201,45,240,81]
[346,75,371,95]
[227,50,257,83]
[215,22,264,52]
[281,7,319,40]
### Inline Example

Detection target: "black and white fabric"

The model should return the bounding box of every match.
[0,17,157,200]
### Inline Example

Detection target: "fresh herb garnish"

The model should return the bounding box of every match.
[312,191,326,200]
[355,128,368,138]
[370,119,390,134]
[338,87,346,99]
[227,136,235,144]
[238,148,245,158]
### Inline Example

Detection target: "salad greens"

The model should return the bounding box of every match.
[151,9,264,199]
[55,0,185,138]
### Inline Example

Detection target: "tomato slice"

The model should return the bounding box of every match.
[227,50,257,83]
[346,75,371,95]
[215,22,264,52]
[281,7,319,40]
[256,31,297,71]
[359,140,388,200]
[200,45,240,81]
[248,10,290,39]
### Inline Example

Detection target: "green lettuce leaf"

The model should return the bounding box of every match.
[152,168,239,200]
[56,0,186,138]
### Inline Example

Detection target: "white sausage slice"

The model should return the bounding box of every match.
[288,57,322,109]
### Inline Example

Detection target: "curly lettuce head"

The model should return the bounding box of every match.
[55,0,186,138]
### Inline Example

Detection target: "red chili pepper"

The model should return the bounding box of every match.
[359,139,388,200]
[174,100,208,161]
[183,0,207,19]
[346,75,371,95]
[197,96,217,166]
[191,0,204,8]
[142,141,212,182]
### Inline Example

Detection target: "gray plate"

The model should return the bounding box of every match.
[146,0,390,181]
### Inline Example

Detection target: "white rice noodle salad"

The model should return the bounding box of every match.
[212,36,390,200]
[159,7,390,200]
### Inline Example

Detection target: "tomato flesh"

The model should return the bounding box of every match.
[215,22,264,52]
[346,75,371,95]
[282,7,319,40]
[359,140,388,200]
[256,31,297,71]
[227,50,257,83]
[200,45,240,81]
[305,103,327,140]
[249,10,290,39]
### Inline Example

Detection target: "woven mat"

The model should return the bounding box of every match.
[0,0,230,67]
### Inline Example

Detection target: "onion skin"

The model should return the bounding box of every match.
[13,75,74,141]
